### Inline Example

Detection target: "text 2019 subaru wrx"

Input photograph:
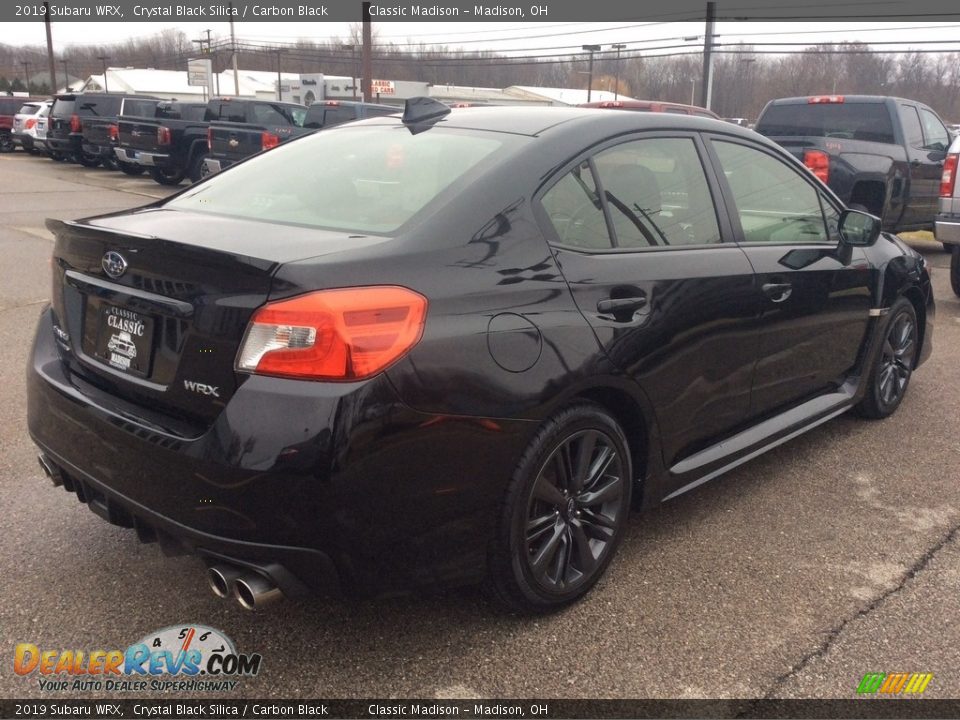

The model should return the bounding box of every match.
[27,100,933,613]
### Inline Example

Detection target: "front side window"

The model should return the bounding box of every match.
[900,105,924,147]
[920,109,949,151]
[713,141,830,244]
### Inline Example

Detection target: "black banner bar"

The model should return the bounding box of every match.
[4,699,960,720]
[3,0,960,23]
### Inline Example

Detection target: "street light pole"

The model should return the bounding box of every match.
[96,55,110,93]
[582,44,601,103]
[20,60,31,92]
[342,44,357,99]
[611,43,626,101]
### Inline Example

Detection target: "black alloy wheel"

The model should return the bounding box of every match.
[856,298,917,419]
[489,403,632,613]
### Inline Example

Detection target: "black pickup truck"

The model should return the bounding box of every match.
[47,93,159,168]
[203,100,396,175]
[115,100,210,185]
[81,96,160,174]
[755,95,953,233]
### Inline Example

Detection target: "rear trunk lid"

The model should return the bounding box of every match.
[209,123,265,164]
[46,209,382,431]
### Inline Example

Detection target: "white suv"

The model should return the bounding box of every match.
[12,100,51,153]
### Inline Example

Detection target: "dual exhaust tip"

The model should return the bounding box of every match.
[208,564,283,611]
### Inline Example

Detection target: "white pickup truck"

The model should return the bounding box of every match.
[936,134,960,296]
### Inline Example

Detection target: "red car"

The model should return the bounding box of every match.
[579,99,720,119]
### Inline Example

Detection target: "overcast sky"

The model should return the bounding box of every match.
[1,20,959,57]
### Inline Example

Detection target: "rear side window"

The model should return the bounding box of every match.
[322,106,357,127]
[713,140,829,244]
[593,137,721,247]
[252,103,290,126]
[900,105,923,147]
[181,105,207,121]
[756,102,895,144]
[167,126,513,234]
[541,162,609,250]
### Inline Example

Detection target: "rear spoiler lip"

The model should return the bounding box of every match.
[45,218,158,240]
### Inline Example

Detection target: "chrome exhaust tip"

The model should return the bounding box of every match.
[208,565,243,599]
[234,573,283,611]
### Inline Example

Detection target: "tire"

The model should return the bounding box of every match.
[118,161,145,176]
[74,151,100,168]
[187,151,209,183]
[951,245,960,298]
[487,403,633,613]
[855,297,918,420]
[48,150,67,162]
[0,132,13,153]
[149,165,185,186]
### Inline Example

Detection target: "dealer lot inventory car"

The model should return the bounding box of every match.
[28,100,933,613]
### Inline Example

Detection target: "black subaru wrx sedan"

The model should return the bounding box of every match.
[27,100,933,613]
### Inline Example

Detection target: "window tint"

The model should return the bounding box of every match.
[900,105,923,146]
[713,141,829,244]
[252,104,290,125]
[122,99,158,117]
[167,127,512,234]
[18,103,41,114]
[594,137,721,247]
[756,102,895,143]
[541,161,610,249]
[51,99,75,117]
[920,108,949,151]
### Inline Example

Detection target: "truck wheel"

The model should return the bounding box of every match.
[74,151,100,168]
[149,166,185,186]
[951,246,960,298]
[48,150,67,162]
[188,152,209,183]
[118,162,145,176]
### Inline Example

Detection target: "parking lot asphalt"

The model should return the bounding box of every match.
[1,150,958,701]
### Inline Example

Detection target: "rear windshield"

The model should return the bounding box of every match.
[122,98,158,117]
[51,98,76,116]
[167,125,516,234]
[76,96,121,117]
[18,103,41,115]
[756,102,895,143]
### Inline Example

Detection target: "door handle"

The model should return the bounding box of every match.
[761,282,793,302]
[597,296,647,315]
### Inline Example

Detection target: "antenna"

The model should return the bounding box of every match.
[401,96,451,131]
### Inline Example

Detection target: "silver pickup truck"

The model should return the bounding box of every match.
[936,134,960,296]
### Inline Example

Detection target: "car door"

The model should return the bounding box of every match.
[705,136,873,417]
[899,103,943,227]
[536,132,759,473]
[916,106,951,221]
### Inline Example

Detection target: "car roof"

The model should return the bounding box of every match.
[578,99,719,117]
[362,105,756,140]
[767,95,921,106]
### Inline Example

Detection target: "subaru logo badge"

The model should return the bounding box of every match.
[102,251,128,279]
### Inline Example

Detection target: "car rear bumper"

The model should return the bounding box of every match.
[12,132,34,149]
[45,135,80,154]
[27,307,531,597]
[82,142,114,158]
[935,214,960,245]
[115,148,169,167]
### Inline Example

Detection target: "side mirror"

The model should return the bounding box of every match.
[838,209,881,247]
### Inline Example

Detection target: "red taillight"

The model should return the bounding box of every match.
[803,149,830,184]
[236,287,428,381]
[261,132,280,150]
[600,101,624,108]
[808,95,844,104]
[69,114,81,133]
[206,126,213,151]
[941,154,958,198]
[323,101,341,106]
[108,124,118,141]
[25,118,36,129]
[157,126,171,145]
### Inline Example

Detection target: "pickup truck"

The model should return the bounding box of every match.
[755,95,953,233]
[115,100,210,185]
[47,93,159,167]
[80,95,159,173]
[203,100,396,175]
[1,96,43,153]
[936,134,960,296]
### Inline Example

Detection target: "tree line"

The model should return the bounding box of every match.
[2,33,958,121]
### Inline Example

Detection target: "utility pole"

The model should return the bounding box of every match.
[342,44,358,99]
[275,48,283,101]
[229,3,239,96]
[582,45,600,103]
[612,43,626,101]
[61,59,69,92]
[44,1,56,94]
[97,55,110,92]
[20,60,31,92]
[361,2,372,102]
[699,1,715,110]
